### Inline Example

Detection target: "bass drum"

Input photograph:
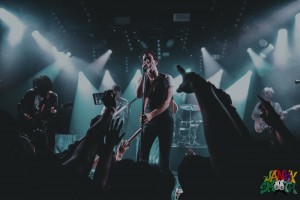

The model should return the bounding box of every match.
[195,123,207,146]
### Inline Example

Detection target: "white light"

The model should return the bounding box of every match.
[32,31,54,55]
[0,8,26,46]
[278,29,287,36]
[274,29,289,67]
[202,47,223,78]
[206,69,223,88]
[99,70,116,91]
[65,52,71,57]
[294,13,300,53]
[225,71,252,119]
[70,72,100,138]
[260,53,266,58]
[296,13,300,21]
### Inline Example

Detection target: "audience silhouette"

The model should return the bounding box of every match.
[1,66,299,200]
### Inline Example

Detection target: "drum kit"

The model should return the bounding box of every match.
[173,103,205,147]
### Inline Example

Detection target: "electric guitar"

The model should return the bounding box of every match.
[19,102,73,134]
[254,104,300,133]
[113,98,138,119]
[128,127,142,144]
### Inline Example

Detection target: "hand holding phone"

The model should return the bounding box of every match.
[93,92,104,105]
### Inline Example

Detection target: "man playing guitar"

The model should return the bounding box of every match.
[17,75,58,150]
[100,85,131,133]
[251,87,287,146]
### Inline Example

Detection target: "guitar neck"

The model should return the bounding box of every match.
[283,105,300,113]
[113,98,137,117]
[128,128,142,143]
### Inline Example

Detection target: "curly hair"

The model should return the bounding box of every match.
[32,75,52,92]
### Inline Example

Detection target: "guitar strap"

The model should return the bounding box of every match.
[39,91,52,113]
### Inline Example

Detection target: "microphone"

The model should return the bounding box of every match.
[143,64,149,73]
[295,80,300,84]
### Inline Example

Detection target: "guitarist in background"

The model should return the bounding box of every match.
[251,87,287,147]
[101,85,130,133]
[17,75,58,150]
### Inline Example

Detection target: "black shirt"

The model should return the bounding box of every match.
[145,73,173,125]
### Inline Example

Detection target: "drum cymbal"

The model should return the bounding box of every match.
[179,104,200,111]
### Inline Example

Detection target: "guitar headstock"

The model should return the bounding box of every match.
[293,105,300,111]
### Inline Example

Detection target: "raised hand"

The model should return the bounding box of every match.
[280,111,288,120]
[176,65,198,93]
[106,118,125,146]
[176,65,209,94]
[116,140,130,160]
[139,113,153,124]
[102,90,116,109]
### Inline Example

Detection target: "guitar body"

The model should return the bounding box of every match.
[113,98,137,118]
[254,104,300,133]
[254,119,269,133]
[18,102,73,137]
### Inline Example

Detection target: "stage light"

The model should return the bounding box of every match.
[66,52,71,57]
[166,39,174,48]
[206,69,223,88]
[89,49,112,75]
[98,70,116,91]
[259,39,269,48]
[260,53,266,58]
[139,41,148,49]
[201,47,223,78]
[225,71,252,119]
[261,43,274,57]
[32,30,54,55]
[247,47,271,76]
[294,13,300,53]
[0,8,25,46]
[70,72,100,138]
[274,29,289,67]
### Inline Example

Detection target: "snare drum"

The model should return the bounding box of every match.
[190,120,202,127]
[180,121,191,129]
[179,121,190,136]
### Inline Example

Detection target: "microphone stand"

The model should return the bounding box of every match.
[141,68,148,138]
[137,67,147,161]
